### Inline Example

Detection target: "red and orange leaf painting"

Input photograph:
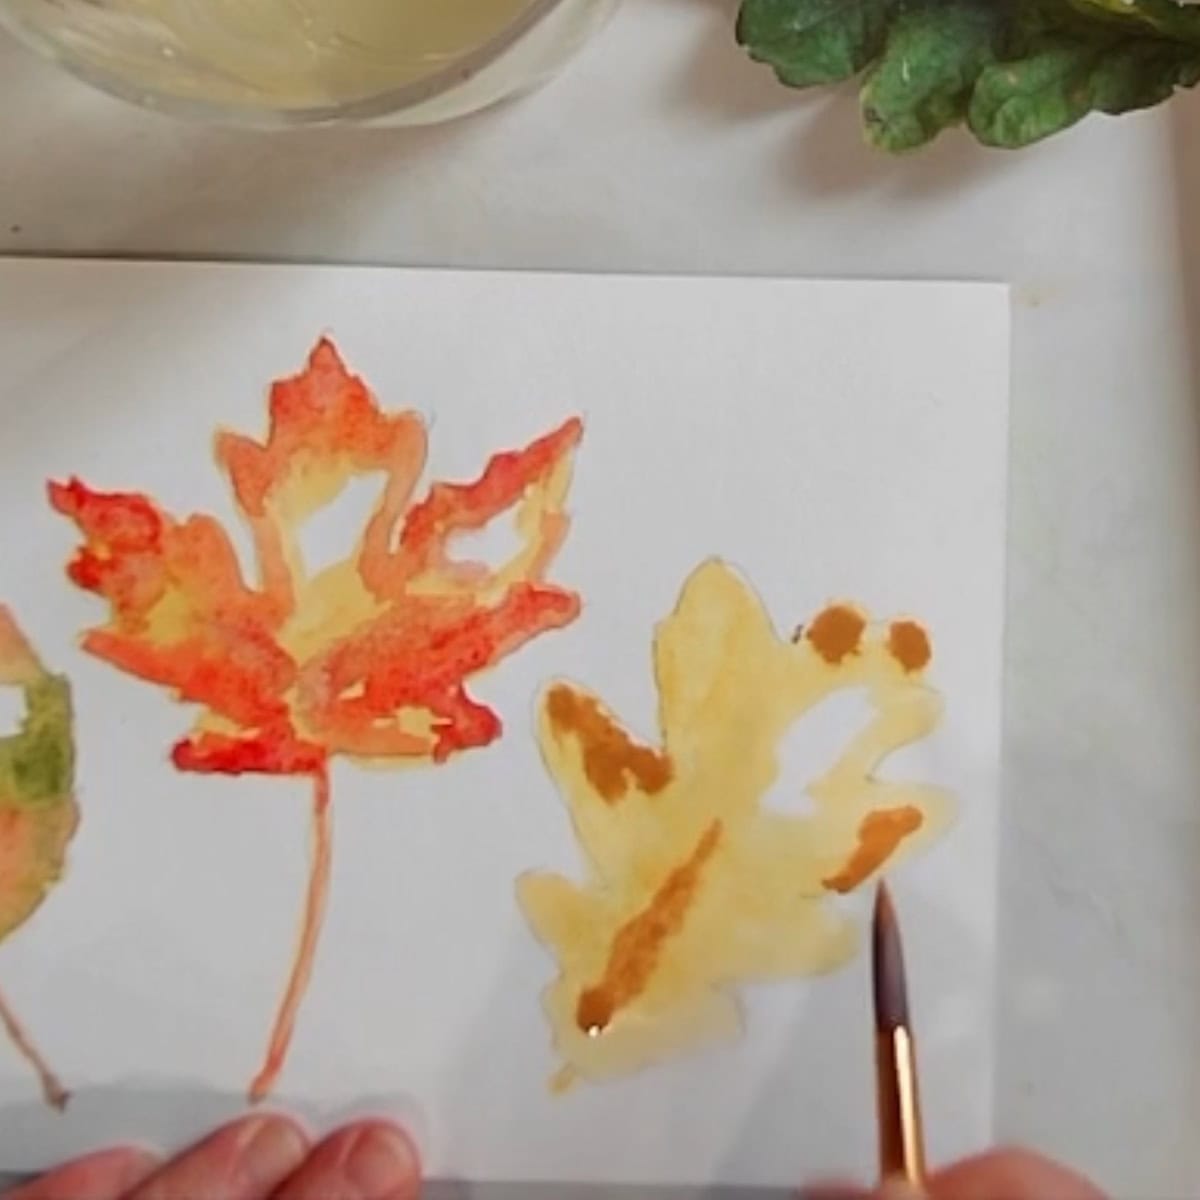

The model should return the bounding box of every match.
[0,607,76,1110]
[517,559,952,1090]
[50,337,583,1101]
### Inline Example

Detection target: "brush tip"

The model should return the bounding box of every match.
[872,880,909,1032]
[874,878,895,923]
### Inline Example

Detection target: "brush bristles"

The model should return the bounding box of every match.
[872,881,910,1033]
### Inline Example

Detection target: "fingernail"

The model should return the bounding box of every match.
[342,1125,420,1199]
[236,1116,310,1190]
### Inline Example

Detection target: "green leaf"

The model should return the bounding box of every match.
[860,0,1011,151]
[0,611,74,810]
[0,674,74,809]
[1062,0,1200,46]
[969,31,1200,146]
[0,608,78,953]
[736,0,897,86]
[737,0,1200,151]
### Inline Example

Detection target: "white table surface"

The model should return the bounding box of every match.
[2,4,1200,1195]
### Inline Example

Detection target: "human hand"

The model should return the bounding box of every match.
[6,1114,420,1200]
[804,1148,1107,1200]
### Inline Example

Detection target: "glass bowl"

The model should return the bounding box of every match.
[0,0,619,126]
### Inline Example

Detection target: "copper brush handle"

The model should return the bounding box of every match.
[876,1024,926,1187]
[873,881,927,1190]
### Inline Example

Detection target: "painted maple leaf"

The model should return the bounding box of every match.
[50,337,583,1101]
[0,607,76,1110]
[518,559,952,1089]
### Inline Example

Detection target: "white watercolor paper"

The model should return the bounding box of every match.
[0,259,1008,1191]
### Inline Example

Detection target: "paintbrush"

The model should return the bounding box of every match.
[872,880,927,1192]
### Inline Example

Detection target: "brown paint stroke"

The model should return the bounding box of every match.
[576,820,723,1033]
[546,684,672,804]
[807,605,866,665]
[888,620,932,673]
[822,806,924,894]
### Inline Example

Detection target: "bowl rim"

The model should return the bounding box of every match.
[0,0,571,125]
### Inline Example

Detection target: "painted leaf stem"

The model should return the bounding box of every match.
[249,766,331,1103]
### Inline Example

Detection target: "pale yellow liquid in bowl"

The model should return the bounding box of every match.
[4,0,546,113]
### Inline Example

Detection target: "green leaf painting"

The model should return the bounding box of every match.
[0,606,76,1109]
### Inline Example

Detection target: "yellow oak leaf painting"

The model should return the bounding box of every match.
[518,559,953,1089]
[0,607,76,1110]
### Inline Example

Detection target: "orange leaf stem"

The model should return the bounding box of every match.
[0,983,68,1110]
[249,767,332,1103]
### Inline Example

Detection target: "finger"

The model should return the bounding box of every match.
[929,1148,1107,1200]
[6,1147,159,1200]
[128,1115,310,1200]
[273,1121,420,1200]
[798,1182,871,1200]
